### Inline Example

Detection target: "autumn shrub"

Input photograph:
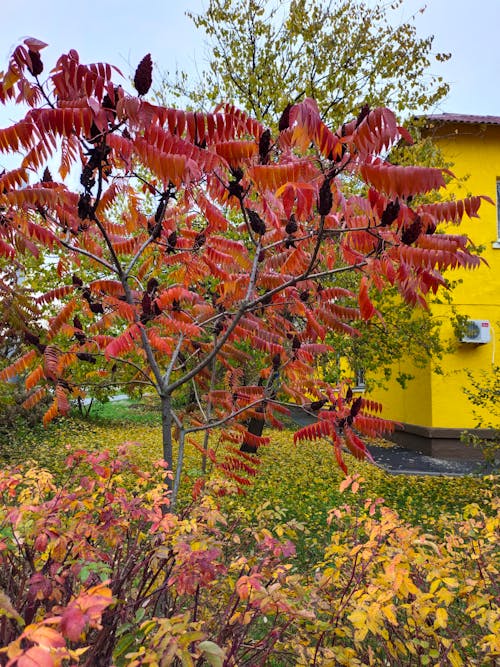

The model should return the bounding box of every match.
[0,448,312,666]
[304,477,500,665]
[0,449,498,666]
[221,431,497,567]
[1,417,495,559]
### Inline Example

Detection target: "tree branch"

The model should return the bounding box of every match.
[166,240,262,394]
[185,398,265,434]
[59,238,118,274]
[164,334,185,387]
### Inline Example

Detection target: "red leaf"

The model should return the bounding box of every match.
[16,646,56,667]
[333,437,348,475]
[60,606,87,642]
[358,276,376,321]
[104,323,143,359]
[361,161,448,197]
[294,419,334,443]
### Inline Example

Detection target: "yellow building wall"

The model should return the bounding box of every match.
[370,121,500,430]
[429,304,497,429]
[371,360,433,427]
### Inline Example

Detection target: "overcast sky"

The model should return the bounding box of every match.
[404,0,500,116]
[0,0,499,126]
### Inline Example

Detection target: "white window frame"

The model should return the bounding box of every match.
[493,179,500,248]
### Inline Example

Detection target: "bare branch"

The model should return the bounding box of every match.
[185,398,264,434]
[164,334,185,387]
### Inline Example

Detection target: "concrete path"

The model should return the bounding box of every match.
[366,444,494,477]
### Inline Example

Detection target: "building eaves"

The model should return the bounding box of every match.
[421,113,500,126]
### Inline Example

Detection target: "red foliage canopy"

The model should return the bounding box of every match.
[0,40,488,481]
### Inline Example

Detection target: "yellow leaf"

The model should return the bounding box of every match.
[429,579,441,594]
[348,609,369,641]
[448,648,464,667]
[434,607,448,629]
[442,577,459,588]
[402,577,419,596]
[437,587,455,605]
[0,591,24,626]
[382,605,398,626]
[242,611,253,626]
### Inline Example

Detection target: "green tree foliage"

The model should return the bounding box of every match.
[168,0,450,126]
[320,286,445,389]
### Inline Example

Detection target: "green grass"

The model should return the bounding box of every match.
[79,396,162,425]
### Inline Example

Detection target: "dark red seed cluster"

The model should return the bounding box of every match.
[134,54,153,96]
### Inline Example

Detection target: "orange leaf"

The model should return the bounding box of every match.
[361,161,448,198]
[22,387,47,410]
[25,365,45,391]
[22,623,65,648]
[42,399,59,427]
[0,349,37,382]
[358,276,376,321]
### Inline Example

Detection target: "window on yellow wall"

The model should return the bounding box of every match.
[354,368,366,391]
[496,179,500,246]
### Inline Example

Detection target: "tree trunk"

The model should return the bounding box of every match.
[240,407,265,453]
[161,394,173,497]
[172,428,185,510]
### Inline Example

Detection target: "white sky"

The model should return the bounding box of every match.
[0,0,499,126]
[404,0,500,116]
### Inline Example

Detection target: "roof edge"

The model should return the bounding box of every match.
[419,113,500,126]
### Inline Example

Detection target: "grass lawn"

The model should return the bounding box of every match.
[2,397,496,568]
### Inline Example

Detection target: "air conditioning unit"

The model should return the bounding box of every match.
[460,319,491,344]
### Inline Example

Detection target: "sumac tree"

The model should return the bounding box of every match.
[0,40,488,505]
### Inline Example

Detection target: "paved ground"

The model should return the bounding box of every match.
[285,406,497,477]
[365,444,495,476]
